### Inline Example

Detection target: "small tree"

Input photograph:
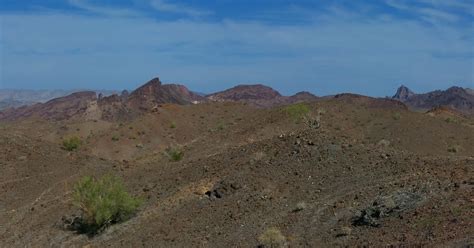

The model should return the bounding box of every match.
[72,175,142,234]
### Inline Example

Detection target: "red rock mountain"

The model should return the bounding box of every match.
[127,78,204,110]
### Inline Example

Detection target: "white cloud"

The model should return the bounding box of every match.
[149,0,212,17]
[68,0,142,17]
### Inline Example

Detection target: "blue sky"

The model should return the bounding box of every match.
[0,0,473,96]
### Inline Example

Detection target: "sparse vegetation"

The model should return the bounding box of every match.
[283,103,310,121]
[170,121,176,129]
[216,121,225,130]
[258,227,287,248]
[392,112,401,120]
[447,145,460,153]
[62,136,82,151]
[166,147,184,161]
[111,135,120,141]
[72,175,142,234]
[445,117,456,123]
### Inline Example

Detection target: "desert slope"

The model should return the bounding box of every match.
[0,94,473,247]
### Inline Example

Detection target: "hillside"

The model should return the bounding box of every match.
[0,89,117,110]
[0,89,473,247]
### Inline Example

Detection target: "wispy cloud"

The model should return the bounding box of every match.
[149,0,212,17]
[68,0,141,17]
[2,9,472,95]
[418,0,474,15]
[385,0,468,24]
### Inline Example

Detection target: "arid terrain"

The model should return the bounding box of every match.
[0,78,473,247]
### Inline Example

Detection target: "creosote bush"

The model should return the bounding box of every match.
[72,175,142,234]
[166,147,184,161]
[283,103,310,121]
[62,136,82,151]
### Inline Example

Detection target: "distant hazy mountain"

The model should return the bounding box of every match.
[392,85,474,115]
[0,89,117,110]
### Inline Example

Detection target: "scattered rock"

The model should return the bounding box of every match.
[292,202,307,212]
[205,180,241,200]
[377,139,390,148]
[352,190,424,227]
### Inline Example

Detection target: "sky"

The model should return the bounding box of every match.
[0,0,473,96]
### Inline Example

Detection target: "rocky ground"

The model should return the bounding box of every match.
[0,96,473,247]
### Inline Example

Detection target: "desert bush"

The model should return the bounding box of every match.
[166,147,184,161]
[62,136,82,151]
[445,117,456,123]
[170,121,176,129]
[111,135,120,141]
[216,121,225,131]
[283,103,310,121]
[258,227,287,248]
[447,145,460,153]
[392,112,401,120]
[72,175,142,234]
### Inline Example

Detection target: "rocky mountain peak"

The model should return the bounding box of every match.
[393,85,415,101]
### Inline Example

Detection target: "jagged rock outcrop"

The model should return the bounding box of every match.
[392,85,415,101]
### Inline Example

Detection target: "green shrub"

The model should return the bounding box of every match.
[170,121,176,129]
[72,175,142,234]
[283,103,310,121]
[62,136,82,151]
[166,147,184,161]
[445,117,455,123]
[111,135,120,141]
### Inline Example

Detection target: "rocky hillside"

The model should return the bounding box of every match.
[1,95,472,247]
[392,85,474,115]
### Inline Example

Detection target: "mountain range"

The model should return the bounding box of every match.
[0,77,473,121]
